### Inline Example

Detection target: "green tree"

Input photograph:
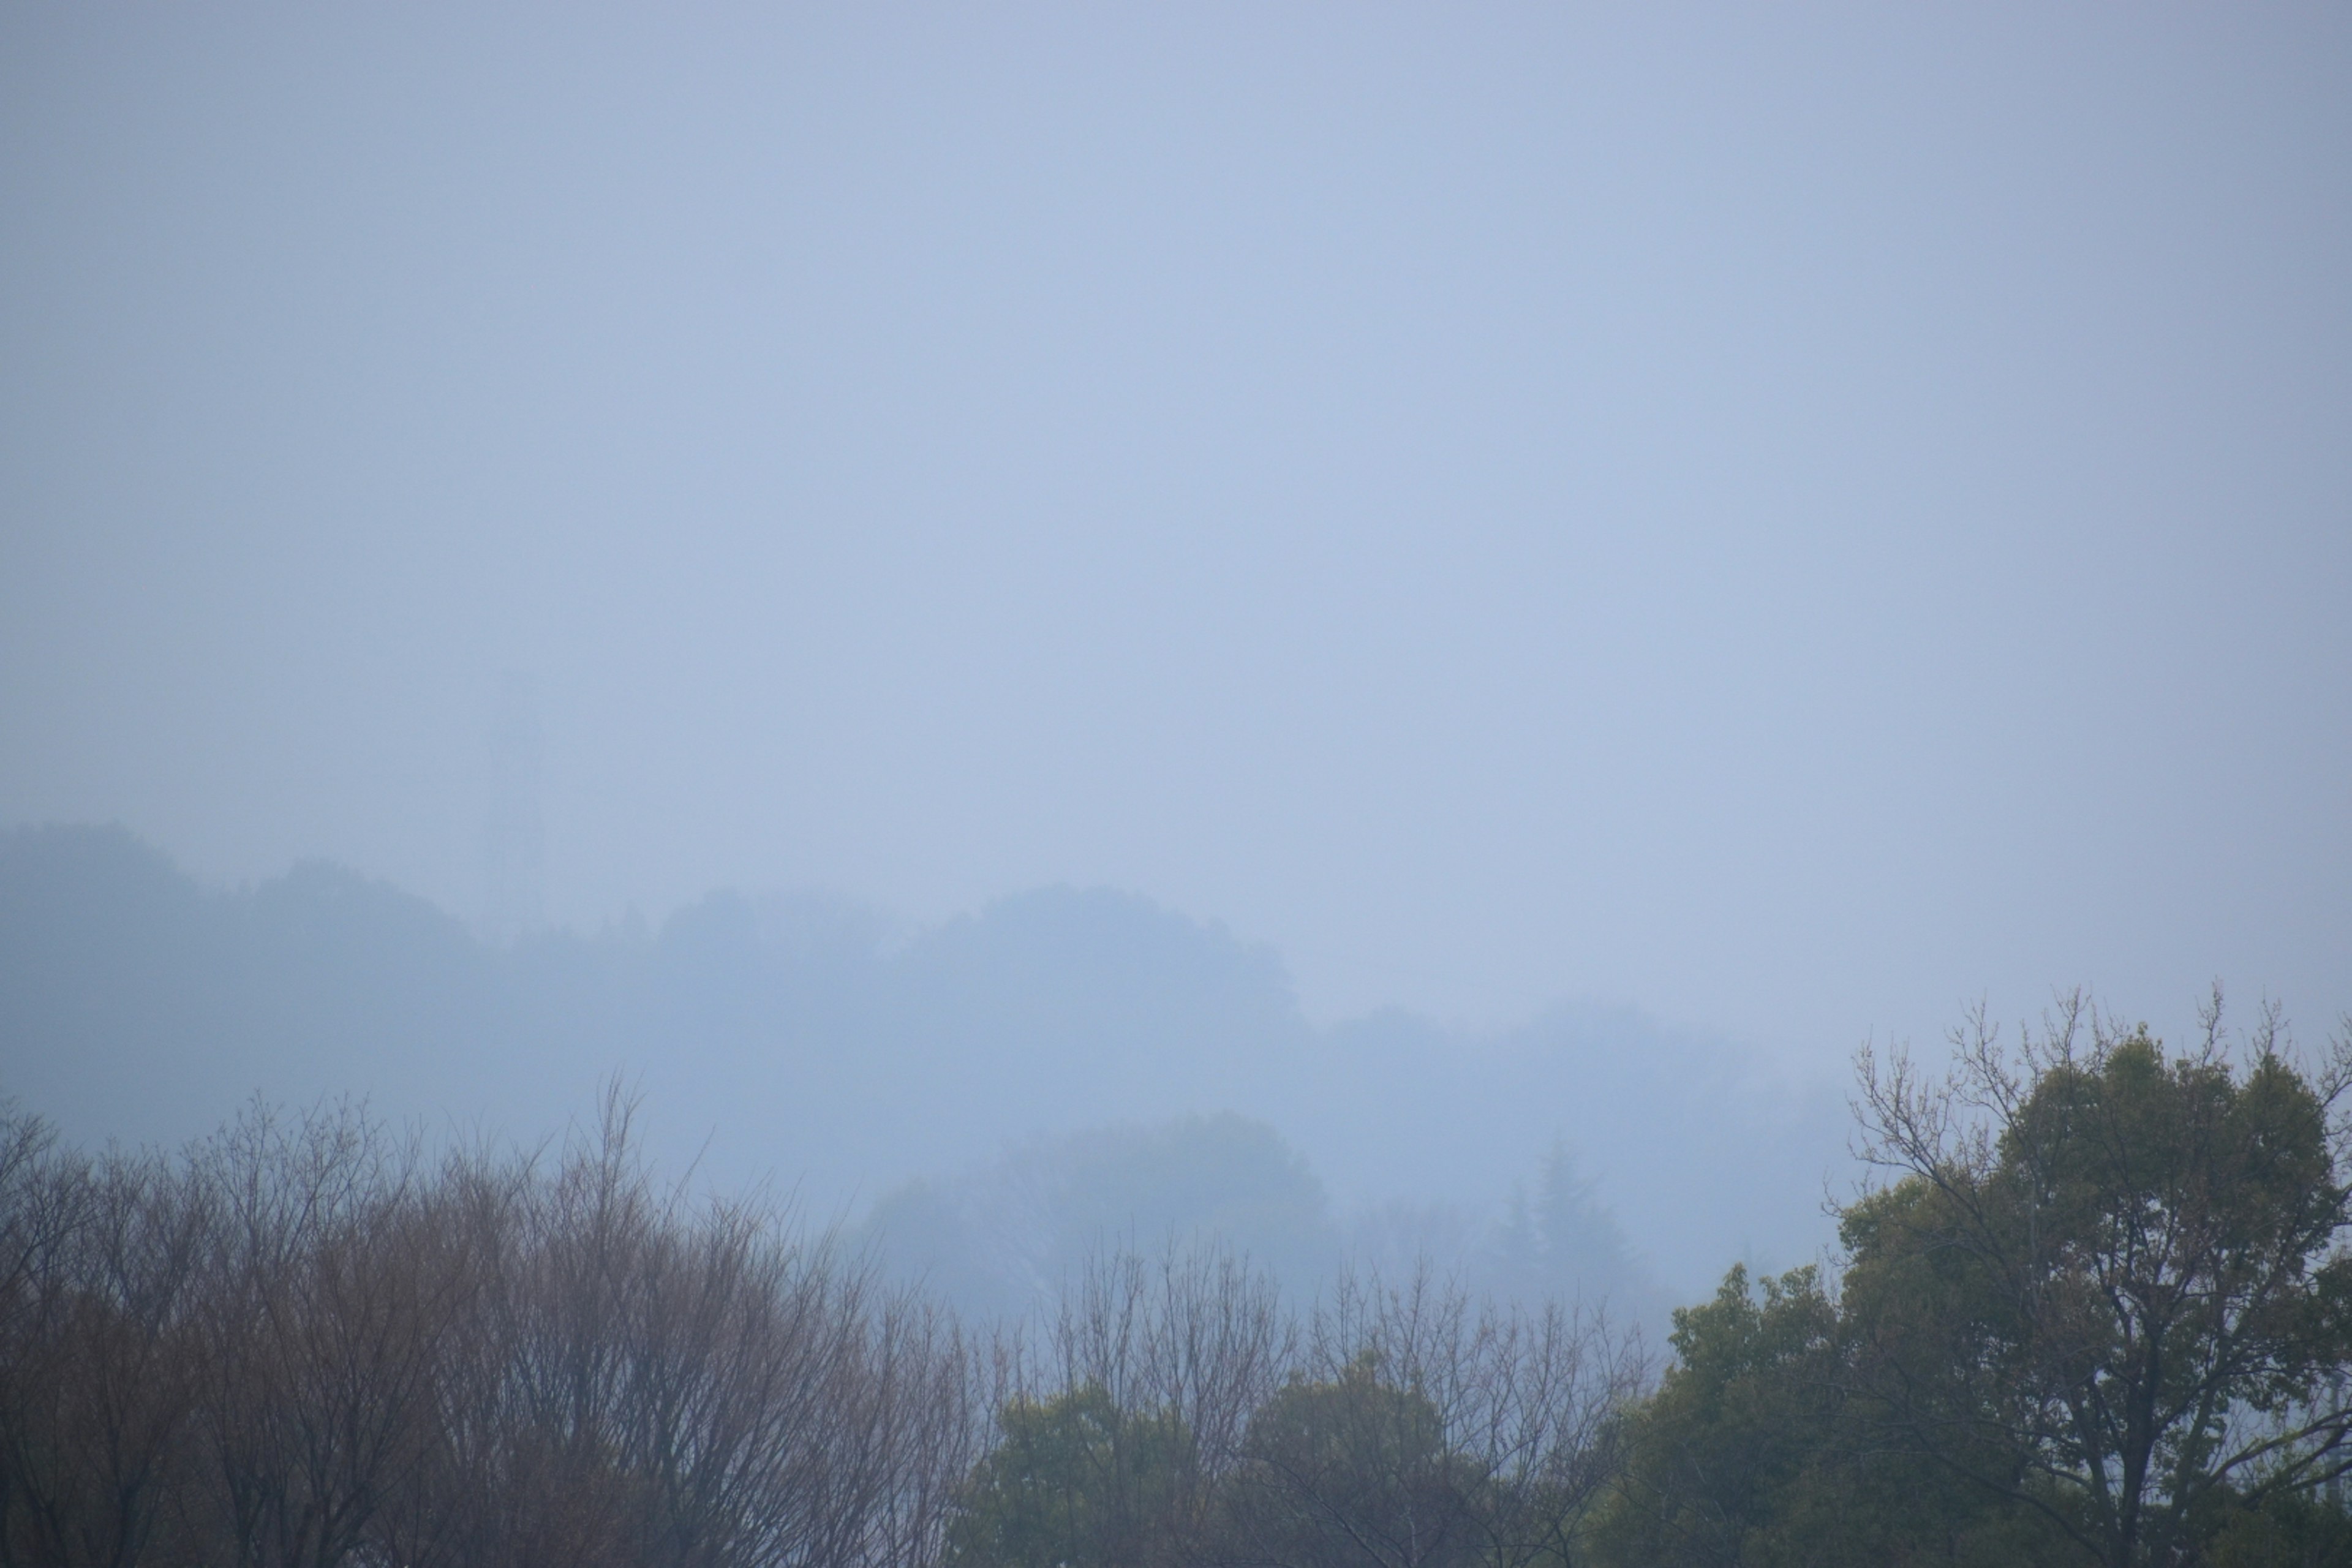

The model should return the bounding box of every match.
[1845,995,2352,1568]
[1220,1352,1481,1568]
[1597,1261,2055,1568]
[946,1383,1194,1568]
[2205,1482,2352,1567]
[1599,1263,1842,1567]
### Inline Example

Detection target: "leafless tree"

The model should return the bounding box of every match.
[954,1246,1643,1568]
[948,1244,1294,1568]
[2,1093,1651,1568]
[857,1295,988,1568]
[1050,1246,1295,1474]
[1219,1267,1646,1568]
[0,1126,207,1568]
[178,1101,473,1568]
[372,1085,981,1568]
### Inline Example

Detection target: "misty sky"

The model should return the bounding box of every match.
[4,4,2346,1063]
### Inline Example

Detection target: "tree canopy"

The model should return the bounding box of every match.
[1607,994,2352,1568]
[1848,996,2352,1566]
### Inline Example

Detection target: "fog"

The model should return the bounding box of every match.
[4,6,2349,1327]
[2,823,1840,1321]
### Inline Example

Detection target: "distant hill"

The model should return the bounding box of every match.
[0,823,1852,1305]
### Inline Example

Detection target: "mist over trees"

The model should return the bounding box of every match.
[6,2,2344,1562]
[854,1120,1661,1330]
[8,993,2352,1567]
[0,1082,1659,1568]
[7,829,2351,1562]
[0,824,1837,1308]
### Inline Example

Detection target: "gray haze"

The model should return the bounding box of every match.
[5,10,2349,1076]
[0,824,1840,1316]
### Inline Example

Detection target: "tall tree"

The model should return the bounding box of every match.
[1845,993,2352,1568]
[1597,1262,2056,1567]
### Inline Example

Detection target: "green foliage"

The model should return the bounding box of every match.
[1222,1352,1482,1568]
[946,1384,1196,1568]
[1599,1263,1841,1566]
[1845,1013,2352,1566]
[1596,1262,2052,1567]
[2206,1485,2352,1567]
[1595,1003,2352,1568]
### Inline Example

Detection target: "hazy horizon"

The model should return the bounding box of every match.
[10,812,2332,1063]
[7,5,2349,1069]
[1,819,1860,1314]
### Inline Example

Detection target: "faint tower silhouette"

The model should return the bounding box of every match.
[482,674,546,942]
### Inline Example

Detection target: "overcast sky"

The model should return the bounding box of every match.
[4,3,2346,1061]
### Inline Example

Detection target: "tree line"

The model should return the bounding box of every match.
[0,1089,975,1568]
[6,995,2351,1567]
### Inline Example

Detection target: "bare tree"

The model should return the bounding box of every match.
[945,1245,1293,1568]
[858,1296,988,1568]
[947,1246,1643,1568]
[365,1137,532,1568]
[181,1101,472,1568]
[0,1131,206,1568]
[1220,1267,1645,1568]
[372,1085,979,1568]
[0,1091,1655,1568]
[0,1101,80,1562]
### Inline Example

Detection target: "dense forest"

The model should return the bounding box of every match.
[7,996,2352,1567]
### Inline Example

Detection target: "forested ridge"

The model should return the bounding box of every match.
[7,994,2352,1567]
[0,824,1839,1311]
